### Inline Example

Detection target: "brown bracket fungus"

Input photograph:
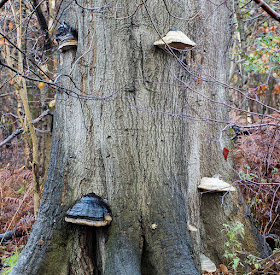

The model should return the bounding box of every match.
[65,193,112,227]
[56,22,78,51]
[198,177,236,192]
[153,27,196,50]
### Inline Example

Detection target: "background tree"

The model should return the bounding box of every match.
[0,0,56,215]
[229,0,280,248]
[230,0,280,120]
[7,0,267,274]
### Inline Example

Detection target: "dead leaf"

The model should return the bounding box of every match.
[220,264,228,275]
[223,147,230,161]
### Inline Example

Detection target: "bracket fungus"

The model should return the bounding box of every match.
[187,223,198,232]
[56,22,78,51]
[198,177,236,192]
[153,27,196,50]
[151,223,158,230]
[65,193,112,227]
[200,254,216,273]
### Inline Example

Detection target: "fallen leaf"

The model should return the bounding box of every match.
[0,37,7,45]
[49,100,55,108]
[220,264,228,275]
[38,82,44,89]
[223,147,230,161]
[8,21,13,30]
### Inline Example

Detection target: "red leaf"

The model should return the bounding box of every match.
[223,147,230,161]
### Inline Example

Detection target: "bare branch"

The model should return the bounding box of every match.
[0,128,24,147]
[0,30,51,80]
[253,0,280,22]
[32,0,51,48]
[0,0,9,8]
[0,109,53,147]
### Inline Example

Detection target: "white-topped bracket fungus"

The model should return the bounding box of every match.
[151,223,158,230]
[198,177,236,192]
[187,223,198,232]
[200,254,216,273]
[153,27,196,50]
[56,22,78,51]
[65,193,112,227]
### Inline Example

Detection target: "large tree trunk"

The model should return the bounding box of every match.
[11,1,263,274]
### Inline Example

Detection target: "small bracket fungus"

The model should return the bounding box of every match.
[65,193,112,227]
[151,223,158,230]
[187,223,198,232]
[200,254,216,273]
[153,27,196,50]
[56,22,78,51]
[198,177,236,192]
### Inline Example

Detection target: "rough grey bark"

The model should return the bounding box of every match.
[11,1,263,274]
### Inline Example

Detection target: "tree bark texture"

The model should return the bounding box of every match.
[11,0,263,274]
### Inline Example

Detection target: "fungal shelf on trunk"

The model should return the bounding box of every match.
[153,27,196,50]
[56,22,78,51]
[65,193,112,227]
[198,177,236,192]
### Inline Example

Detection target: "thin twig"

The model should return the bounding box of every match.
[253,0,280,22]
[0,109,52,147]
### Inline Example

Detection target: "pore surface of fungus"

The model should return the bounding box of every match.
[65,193,112,227]
[153,27,196,50]
[198,177,236,192]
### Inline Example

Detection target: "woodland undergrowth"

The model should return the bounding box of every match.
[0,136,34,265]
[203,113,280,274]
[234,113,280,238]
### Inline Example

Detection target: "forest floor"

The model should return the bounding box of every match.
[0,137,35,273]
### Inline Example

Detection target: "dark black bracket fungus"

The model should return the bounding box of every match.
[65,193,112,227]
[230,125,251,140]
[56,22,78,51]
